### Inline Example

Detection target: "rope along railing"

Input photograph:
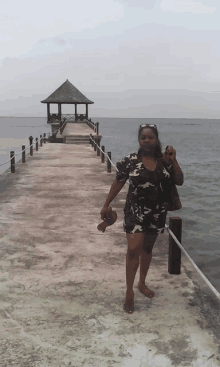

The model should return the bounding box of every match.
[4,119,96,168]
[165,224,220,300]
[2,118,97,171]
[3,128,219,301]
[50,119,97,143]
[0,133,51,171]
[51,119,68,136]
[51,119,96,137]
[89,134,220,301]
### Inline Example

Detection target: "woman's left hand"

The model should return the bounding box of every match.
[163,145,176,163]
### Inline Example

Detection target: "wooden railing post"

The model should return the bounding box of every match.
[94,137,97,152]
[107,152,111,173]
[97,138,100,156]
[36,138,38,151]
[29,136,33,156]
[168,217,182,274]
[10,151,15,173]
[43,133,46,143]
[40,135,42,147]
[101,145,105,163]
[96,122,99,135]
[22,145,25,163]
[90,134,93,146]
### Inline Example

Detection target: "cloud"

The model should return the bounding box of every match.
[53,38,67,46]
[118,0,158,10]
[160,0,216,14]
[0,0,124,59]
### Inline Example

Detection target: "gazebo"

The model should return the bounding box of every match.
[41,79,94,123]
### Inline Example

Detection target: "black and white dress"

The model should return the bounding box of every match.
[116,149,175,234]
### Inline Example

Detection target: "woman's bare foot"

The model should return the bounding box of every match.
[138,282,155,298]
[123,289,134,314]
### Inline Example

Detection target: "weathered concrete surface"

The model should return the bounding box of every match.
[0,143,220,367]
[61,122,94,137]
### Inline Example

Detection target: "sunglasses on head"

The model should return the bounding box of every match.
[140,124,157,130]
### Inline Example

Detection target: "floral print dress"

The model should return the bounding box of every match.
[116,149,175,234]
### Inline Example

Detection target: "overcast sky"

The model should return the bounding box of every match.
[1,0,220,118]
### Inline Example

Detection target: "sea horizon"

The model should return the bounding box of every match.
[1,116,220,119]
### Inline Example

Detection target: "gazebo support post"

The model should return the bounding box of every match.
[75,104,77,122]
[58,103,61,120]
[47,103,50,122]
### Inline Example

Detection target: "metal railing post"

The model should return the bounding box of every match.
[10,151,15,173]
[107,152,111,173]
[168,217,182,274]
[22,145,25,163]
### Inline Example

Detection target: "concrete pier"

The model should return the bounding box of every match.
[55,121,100,145]
[0,142,220,366]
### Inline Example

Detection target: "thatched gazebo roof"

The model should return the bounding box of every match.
[41,79,94,104]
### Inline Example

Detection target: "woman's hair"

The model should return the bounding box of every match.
[138,126,163,159]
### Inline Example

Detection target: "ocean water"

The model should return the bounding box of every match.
[0,116,220,293]
[0,117,51,175]
[92,117,220,294]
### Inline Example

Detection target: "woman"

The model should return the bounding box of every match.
[100,124,184,314]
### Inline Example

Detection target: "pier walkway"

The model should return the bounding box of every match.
[0,142,220,366]
[56,122,97,144]
[61,121,93,136]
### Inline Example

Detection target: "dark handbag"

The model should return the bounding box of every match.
[166,183,182,211]
[158,157,182,211]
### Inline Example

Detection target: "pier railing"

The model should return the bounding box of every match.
[0,133,51,172]
[2,120,97,172]
[60,114,88,122]
[89,134,220,302]
[51,118,97,138]
[3,123,220,302]
[61,114,75,121]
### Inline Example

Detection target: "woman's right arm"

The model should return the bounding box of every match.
[100,179,124,219]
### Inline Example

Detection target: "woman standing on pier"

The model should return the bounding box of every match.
[100,124,184,314]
